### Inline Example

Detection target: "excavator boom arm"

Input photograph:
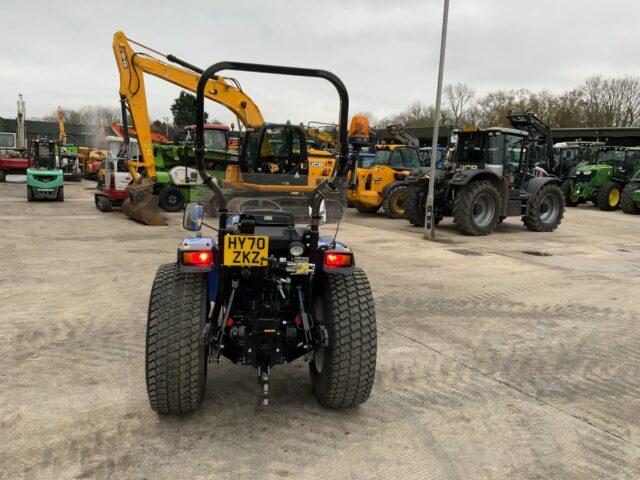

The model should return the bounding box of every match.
[112,31,265,179]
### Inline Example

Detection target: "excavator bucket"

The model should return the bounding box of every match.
[122,177,167,226]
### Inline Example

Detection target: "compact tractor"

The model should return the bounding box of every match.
[145,62,377,411]
[403,111,564,235]
[565,146,640,211]
[26,139,64,202]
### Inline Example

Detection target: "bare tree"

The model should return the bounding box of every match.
[444,83,475,126]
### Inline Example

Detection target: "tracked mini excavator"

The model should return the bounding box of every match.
[111,32,339,225]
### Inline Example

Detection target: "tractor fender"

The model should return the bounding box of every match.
[450,170,509,216]
[523,176,561,198]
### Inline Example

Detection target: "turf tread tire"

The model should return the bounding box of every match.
[310,268,377,408]
[146,263,208,414]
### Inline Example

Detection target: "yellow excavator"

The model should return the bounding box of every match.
[113,31,339,225]
[113,31,266,225]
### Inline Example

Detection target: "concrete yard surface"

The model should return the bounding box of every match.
[1,178,640,479]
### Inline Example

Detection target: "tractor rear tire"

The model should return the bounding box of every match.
[146,263,208,414]
[621,182,640,214]
[310,268,377,408]
[523,183,564,232]
[158,186,185,212]
[562,180,580,207]
[355,204,380,214]
[383,185,409,219]
[27,186,34,202]
[404,181,426,226]
[596,180,622,211]
[57,186,64,202]
[453,180,500,236]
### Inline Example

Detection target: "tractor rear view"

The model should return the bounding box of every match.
[144,61,377,411]
[403,111,564,236]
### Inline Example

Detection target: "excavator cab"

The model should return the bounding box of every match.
[240,124,309,182]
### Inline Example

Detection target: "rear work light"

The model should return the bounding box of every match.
[181,250,213,266]
[324,251,352,268]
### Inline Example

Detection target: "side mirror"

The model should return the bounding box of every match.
[183,202,204,231]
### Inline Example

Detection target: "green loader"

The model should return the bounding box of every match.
[565,146,640,211]
[26,139,64,202]
[152,124,238,211]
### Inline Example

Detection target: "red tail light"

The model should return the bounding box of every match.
[181,250,213,266]
[324,252,352,267]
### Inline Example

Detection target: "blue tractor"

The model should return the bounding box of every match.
[145,62,377,410]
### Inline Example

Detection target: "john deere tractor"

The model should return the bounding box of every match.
[552,141,603,180]
[403,111,564,236]
[565,146,640,211]
[26,139,64,202]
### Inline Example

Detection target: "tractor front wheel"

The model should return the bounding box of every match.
[523,183,564,232]
[310,269,377,408]
[621,182,640,214]
[27,186,34,202]
[383,185,409,219]
[146,263,208,414]
[158,186,185,212]
[56,186,64,202]
[597,180,622,211]
[562,180,580,207]
[453,180,500,236]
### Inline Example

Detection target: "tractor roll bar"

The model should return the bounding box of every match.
[194,61,350,205]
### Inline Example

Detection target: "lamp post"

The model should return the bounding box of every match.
[424,0,450,240]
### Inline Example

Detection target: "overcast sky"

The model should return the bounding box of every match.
[2,0,639,127]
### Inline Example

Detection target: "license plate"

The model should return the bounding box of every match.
[223,235,269,267]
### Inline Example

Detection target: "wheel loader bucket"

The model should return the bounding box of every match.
[122,178,167,226]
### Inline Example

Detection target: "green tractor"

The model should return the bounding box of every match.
[565,146,640,211]
[553,141,603,181]
[58,141,83,182]
[152,124,238,211]
[26,139,64,202]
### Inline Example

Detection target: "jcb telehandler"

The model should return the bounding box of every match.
[144,61,377,410]
[403,111,564,235]
[349,143,422,218]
